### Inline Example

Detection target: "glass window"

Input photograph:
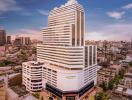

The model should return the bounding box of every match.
[85,47,88,67]
[89,46,92,66]
[66,96,75,100]
[72,24,75,46]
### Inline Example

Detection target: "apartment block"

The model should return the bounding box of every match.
[22,61,43,92]
[97,66,120,86]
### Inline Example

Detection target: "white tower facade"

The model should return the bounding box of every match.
[22,61,43,92]
[37,0,97,99]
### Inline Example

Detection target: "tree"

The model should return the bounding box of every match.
[32,92,40,99]
[89,96,94,100]
[17,50,28,61]
[101,82,107,91]
[108,80,114,90]
[0,60,15,67]
[108,70,125,90]
[119,70,124,79]
[129,61,132,67]
[95,91,109,100]
[0,61,5,67]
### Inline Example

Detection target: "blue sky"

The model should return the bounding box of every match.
[0,0,132,41]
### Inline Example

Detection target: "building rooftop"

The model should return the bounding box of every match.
[125,89,132,95]
[124,73,132,78]
[23,94,37,100]
[66,0,78,5]
[110,65,121,71]
[10,85,28,97]
[116,87,123,92]
[115,86,132,96]
[8,73,20,79]
[98,67,117,78]
[23,61,43,66]
[7,88,18,98]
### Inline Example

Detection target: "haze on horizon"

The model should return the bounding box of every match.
[0,0,132,41]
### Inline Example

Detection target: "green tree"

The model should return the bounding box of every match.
[32,92,40,99]
[108,80,114,90]
[129,61,132,67]
[101,82,107,91]
[119,70,124,79]
[108,70,125,90]
[0,61,5,67]
[95,91,109,100]
[0,60,15,67]
[17,50,28,61]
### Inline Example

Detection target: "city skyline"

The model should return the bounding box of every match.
[0,0,132,100]
[0,0,132,41]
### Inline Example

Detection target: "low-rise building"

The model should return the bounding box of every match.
[22,61,43,92]
[124,73,132,88]
[112,66,132,99]
[97,65,121,86]
[114,86,132,99]
[126,54,132,62]
[97,68,114,86]
[110,65,121,74]
[120,54,132,67]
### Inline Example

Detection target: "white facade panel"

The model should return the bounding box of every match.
[57,71,84,91]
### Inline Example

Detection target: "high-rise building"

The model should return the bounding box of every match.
[37,0,97,99]
[14,36,31,46]
[0,29,6,46]
[22,0,97,99]
[6,36,11,44]
[24,37,31,45]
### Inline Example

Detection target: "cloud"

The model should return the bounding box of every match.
[20,12,32,16]
[106,11,125,19]
[86,23,132,41]
[122,3,132,10]
[12,28,42,40]
[0,0,21,13]
[37,9,49,16]
[85,32,107,40]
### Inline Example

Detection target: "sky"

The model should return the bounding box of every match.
[0,0,132,41]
